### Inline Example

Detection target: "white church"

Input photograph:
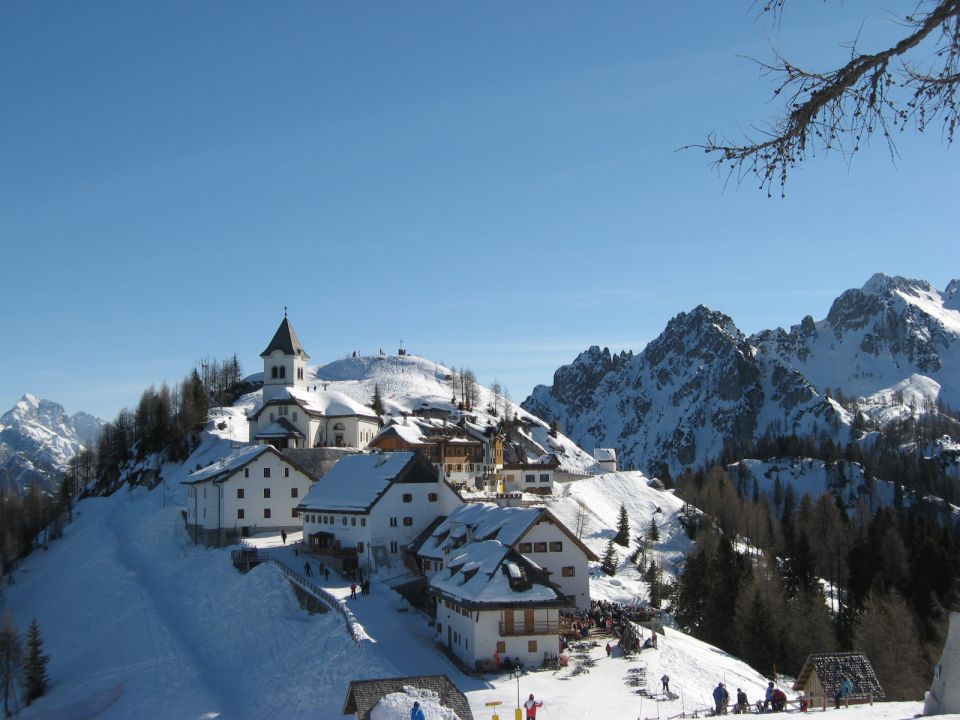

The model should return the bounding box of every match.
[247,315,381,450]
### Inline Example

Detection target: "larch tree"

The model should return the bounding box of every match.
[0,614,22,719]
[692,0,960,195]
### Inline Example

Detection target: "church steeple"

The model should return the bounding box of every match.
[260,316,309,360]
[261,314,310,402]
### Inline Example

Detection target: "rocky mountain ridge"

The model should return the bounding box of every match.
[0,394,104,493]
[523,274,959,475]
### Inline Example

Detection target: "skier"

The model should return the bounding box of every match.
[411,700,425,720]
[524,694,543,720]
[661,674,670,694]
[712,682,726,716]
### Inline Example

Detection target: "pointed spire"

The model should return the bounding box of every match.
[260,315,309,359]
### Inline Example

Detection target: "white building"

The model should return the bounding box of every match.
[414,502,598,611]
[431,540,572,672]
[924,611,960,715]
[501,457,560,494]
[248,316,381,450]
[182,444,316,546]
[297,451,462,573]
[593,448,617,473]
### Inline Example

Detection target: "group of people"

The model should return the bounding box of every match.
[709,681,786,715]
[349,578,371,599]
[564,599,658,642]
[302,560,331,581]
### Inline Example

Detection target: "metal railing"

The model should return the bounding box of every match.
[236,540,366,645]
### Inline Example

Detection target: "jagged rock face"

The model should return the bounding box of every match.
[0,394,104,494]
[523,274,959,476]
[752,273,960,407]
[524,306,845,475]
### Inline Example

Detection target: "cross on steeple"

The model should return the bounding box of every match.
[284,305,288,318]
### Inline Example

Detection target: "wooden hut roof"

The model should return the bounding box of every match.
[793,652,884,700]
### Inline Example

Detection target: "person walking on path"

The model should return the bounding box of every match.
[304,561,311,577]
[523,694,543,720]
[661,674,670,694]
[281,529,287,544]
[362,578,370,596]
[350,582,358,599]
[410,701,425,720]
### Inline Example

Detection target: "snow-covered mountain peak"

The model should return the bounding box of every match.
[944,278,960,311]
[0,395,104,493]
[860,272,935,297]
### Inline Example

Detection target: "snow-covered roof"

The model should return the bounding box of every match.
[182,444,271,484]
[298,451,427,512]
[417,503,542,560]
[255,418,305,438]
[593,448,617,462]
[342,675,472,720]
[430,540,568,607]
[287,386,378,418]
[249,386,378,420]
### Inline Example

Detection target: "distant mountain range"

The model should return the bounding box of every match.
[0,394,104,493]
[523,274,960,475]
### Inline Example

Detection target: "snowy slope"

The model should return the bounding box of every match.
[0,394,104,494]
[2,424,783,720]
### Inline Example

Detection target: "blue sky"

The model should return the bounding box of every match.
[1,1,957,421]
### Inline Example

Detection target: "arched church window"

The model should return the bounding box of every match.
[271,367,278,379]
[333,422,346,431]
[279,366,286,379]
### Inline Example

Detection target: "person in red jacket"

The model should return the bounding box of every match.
[524,694,543,720]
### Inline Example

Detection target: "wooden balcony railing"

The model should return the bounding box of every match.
[498,621,560,636]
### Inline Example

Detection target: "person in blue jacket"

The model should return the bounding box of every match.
[713,682,726,715]
[835,677,853,709]
[411,700,426,720]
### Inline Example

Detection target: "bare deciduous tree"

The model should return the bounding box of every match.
[691,0,959,195]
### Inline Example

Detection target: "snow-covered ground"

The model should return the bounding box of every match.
[3,424,949,720]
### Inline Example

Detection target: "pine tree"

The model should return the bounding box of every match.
[646,517,660,543]
[0,614,22,719]
[370,383,384,415]
[601,540,618,576]
[614,505,630,547]
[23,618,48,705]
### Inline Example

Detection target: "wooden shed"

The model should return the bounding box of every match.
[793,652,884,707]
[342,674,473,720]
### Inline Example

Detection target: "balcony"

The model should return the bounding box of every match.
[498,621,560,636]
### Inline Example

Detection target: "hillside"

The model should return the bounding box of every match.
[1,423,782,720]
